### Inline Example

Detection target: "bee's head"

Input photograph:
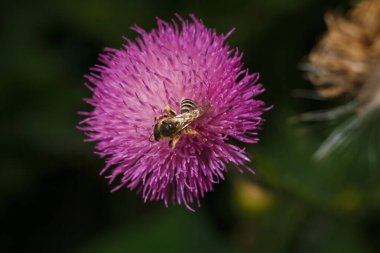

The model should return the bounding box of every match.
[153,123,162,141]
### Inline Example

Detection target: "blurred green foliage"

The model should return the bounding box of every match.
[1,0,379,252]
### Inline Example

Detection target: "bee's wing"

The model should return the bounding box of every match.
[171,113,195,132]
[197,103,211,116]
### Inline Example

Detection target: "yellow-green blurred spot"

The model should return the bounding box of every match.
[233,178,274,215]
[332,188,361,214]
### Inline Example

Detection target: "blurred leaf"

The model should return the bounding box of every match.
[74,209,241,253]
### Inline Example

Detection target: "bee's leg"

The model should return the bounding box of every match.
[183,128,200,136]
[154,114,167,122]
[169,134,181,149]
[164,105,177,117]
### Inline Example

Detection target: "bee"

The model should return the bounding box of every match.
[151,98,205,148]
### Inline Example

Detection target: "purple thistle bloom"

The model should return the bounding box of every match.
[80,15,268,210]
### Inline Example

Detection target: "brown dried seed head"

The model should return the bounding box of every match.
[307,0,380,104]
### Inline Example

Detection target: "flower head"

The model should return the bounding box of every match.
[80,15,268,210]
[302,0,380,160]
[307,0,380,104]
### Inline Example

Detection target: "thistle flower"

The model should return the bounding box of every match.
[302,0,380,160]
[80,15,268,210]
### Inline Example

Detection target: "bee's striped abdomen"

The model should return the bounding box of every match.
[180,99,197,113]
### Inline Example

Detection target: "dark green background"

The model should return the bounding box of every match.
[1,0,379,252]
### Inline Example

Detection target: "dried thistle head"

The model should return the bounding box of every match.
[307,0,380,108]
[302,0,380,161]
